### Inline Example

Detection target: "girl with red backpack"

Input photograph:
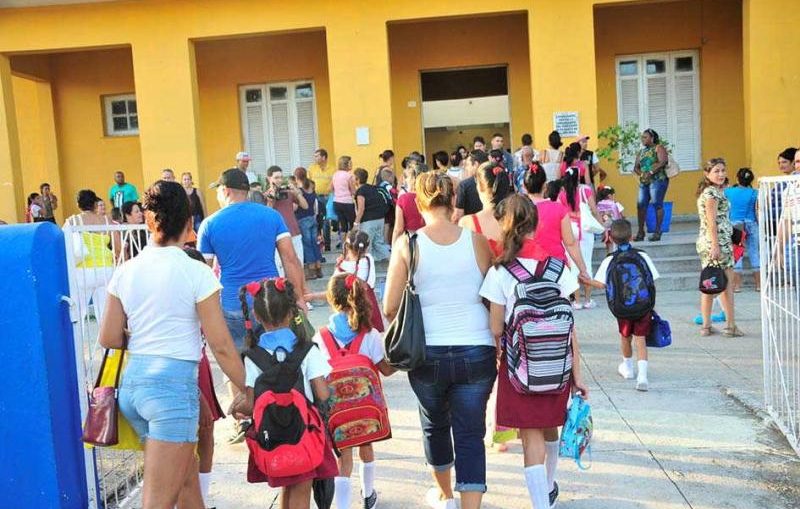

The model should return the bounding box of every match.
[314,273,395,509]
[231,277,338,508]
[479,195,589,509]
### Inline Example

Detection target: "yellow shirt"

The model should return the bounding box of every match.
[307,161,334,195]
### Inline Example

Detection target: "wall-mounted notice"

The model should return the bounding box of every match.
[553,112,580,137]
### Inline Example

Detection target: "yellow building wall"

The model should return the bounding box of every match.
[194,30,333,213]
[388,13,533,166]
[594,0,745,215]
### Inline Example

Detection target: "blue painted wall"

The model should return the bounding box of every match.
[0,223,88,508]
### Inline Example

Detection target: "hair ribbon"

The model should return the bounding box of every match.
[492,166,503,176]
[345,274,357,291]
[272,277,286,292]
[245,281,261,297]
[528,163,540,174]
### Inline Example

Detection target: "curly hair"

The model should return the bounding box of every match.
[327,273,373,332]
[238,278,307,349]
[142,180,190,243]
[77,189,99,212]
[697,157,726,197]
[494,194,538,267]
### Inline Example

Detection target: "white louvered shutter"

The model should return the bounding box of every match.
[645,60,669,139]
[296,100,317,168]
[242,87,268,175]
[672,69,700,169]
[619,79,640,128]
[269,101,292,171]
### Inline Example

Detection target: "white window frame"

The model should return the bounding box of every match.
[615,50,701,172]
[103,94,138,136]
[239,81,319,175]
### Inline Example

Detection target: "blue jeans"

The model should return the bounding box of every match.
[360,218,390,261]
[637,178,670,210]
[734,220,760,271]
[223,308,264,352]
[408,345,497,493]
[119,354,199,443]
[298,215,322,264]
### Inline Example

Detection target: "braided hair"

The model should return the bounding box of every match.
[238,278,307,349]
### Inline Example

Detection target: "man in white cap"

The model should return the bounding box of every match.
[236,151,258,184]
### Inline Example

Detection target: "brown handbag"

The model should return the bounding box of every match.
[81,348,125,446]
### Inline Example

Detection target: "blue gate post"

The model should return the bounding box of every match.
[0,223,88,508]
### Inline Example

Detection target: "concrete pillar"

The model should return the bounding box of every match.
[325,17,394,167]
[528,0,598,146]
[0,54,24,223]
[131,37,202,187]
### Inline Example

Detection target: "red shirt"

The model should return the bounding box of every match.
[396,192,425,232]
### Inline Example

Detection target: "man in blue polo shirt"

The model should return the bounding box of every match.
[198,168,306,443]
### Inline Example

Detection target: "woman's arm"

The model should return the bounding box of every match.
[391,205,406,245]
[354,195,365,225]
[376,360,398,376]
[382,235,410,320]
[348,175,356,197]
[654,145,668,172]
[561,215,589,279]
[704,195,721,259]
[489,302,506,348]
[98,294,127,349]
[633,152,642,176]
[197,291,246,392]
[472,231,493,276]
[292,185,309,210]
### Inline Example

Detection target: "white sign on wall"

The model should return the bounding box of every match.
[553,112,580,137]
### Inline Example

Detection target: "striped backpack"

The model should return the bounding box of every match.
[503,257,574,394]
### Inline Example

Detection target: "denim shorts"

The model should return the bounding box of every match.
[408,345,497,493]
[637,178,670,210]
[733,220,760,271]
[223,308,264,352]
[118,354,199,443]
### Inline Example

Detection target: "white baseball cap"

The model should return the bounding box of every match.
[235,151,251,162]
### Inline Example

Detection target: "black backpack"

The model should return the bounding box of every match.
[605,247,656,320]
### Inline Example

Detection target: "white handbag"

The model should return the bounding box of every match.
[665,155,681,179]
[64,215,89,264]
[579,187,604,234]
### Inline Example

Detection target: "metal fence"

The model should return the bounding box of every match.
[62,221,150,509]
[759,175,800,456]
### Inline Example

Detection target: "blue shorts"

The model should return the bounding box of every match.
[119,354,199,443]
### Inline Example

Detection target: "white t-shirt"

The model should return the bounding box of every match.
[480,258,580,321]
[334,254,376,288]
[244,345,331,401]
[593,250,660,285]
[107,245,222,361]
[313,328,385,366]
[30,204,42,219]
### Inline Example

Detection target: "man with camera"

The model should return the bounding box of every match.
[265,165,309,278]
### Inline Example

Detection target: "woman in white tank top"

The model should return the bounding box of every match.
[542,130,564,182]
[383,172,495,509]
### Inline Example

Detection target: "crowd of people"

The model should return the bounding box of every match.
[10,125,787,509]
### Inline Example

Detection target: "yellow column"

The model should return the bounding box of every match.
[130,37,202,186]
[743,0,800,173]
[0,55,24,223]
[325,16,394,168]
[528,1,598,146]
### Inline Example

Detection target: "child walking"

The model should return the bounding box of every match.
[590,219,660,391]
[596,186,625,253]
[232,277,338,509]
[480,194,589,509]
[314,273,395,509]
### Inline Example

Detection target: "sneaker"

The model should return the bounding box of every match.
[425,488,456,509]
[693,312,726,325]
[582,300,597,309]
[306,301,314,311]
[549,481,559,509]
[227,418,250,445]
[363,490,378,509]
[636,376,649,392]
[617,361,635,380]
[571,301,583,311]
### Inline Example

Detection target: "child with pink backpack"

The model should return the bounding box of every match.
[314,273,395,509]
[596,186,625,253]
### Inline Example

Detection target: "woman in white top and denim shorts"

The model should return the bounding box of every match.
[383,172,495,509]
[99,180,245,508]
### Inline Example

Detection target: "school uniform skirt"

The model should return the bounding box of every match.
[496,357,571,429]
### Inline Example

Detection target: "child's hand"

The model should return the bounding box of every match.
[573,377,590,400]
[229,392,252,419]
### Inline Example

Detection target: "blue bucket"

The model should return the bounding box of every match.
[646,202,673,233]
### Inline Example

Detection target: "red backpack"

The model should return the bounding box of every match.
[320,327,391,449]
[244,342,326,478]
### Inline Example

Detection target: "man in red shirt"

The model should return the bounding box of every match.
[265,165,309,275]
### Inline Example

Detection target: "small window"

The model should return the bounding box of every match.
[646,59,666,75]
[270,87,288,101]
[295,84,313,99]
[103,94,138,136]
[675,56,694,72]
[245,89,263,103]
[619,60,638,76]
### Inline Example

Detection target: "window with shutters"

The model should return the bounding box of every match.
[615,51,700,171]
[239,81,319,176]
[103,94,138,136]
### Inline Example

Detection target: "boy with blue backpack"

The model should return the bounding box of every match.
[590,219,660,391]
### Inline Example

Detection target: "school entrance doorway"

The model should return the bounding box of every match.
[420,65,510,162]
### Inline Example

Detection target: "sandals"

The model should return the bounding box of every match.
[723,326,745,337]
[634,232,646,242]
[648,232,662,242]
[700,326,719,337]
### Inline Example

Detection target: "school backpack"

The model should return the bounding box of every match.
[319,328,391,449]
[503,257,574,394]
[377,182,394,211]
[559,394,593,470]
[244,342,327,478]
[605,247,656,320]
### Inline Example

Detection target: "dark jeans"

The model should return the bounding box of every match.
[297,215,322,264]
[334,202,356,234]
[317,194,331,251]
[408,345,497,493]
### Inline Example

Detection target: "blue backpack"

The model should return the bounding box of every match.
[605,246,656,320]
[646,311,672,348]
[559,395,593,470]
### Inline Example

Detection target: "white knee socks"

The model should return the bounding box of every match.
[360,461,376,497]
[334,476,352,509]
[199,472,211,506]
[524,464,549,509]
[544,440,559,491]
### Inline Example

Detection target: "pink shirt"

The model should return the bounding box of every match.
[533,200,569,263]
[332,170,354,204]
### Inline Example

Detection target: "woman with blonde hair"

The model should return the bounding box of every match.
[332,155,356,240]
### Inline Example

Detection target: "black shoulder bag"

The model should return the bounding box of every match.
[384,233,426,371]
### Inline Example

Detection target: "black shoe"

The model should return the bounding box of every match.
[363,489,378,509]
[634,232,645,242]
[549,481,559,509]
[648,231,662,241]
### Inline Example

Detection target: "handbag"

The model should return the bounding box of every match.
[82,348,125,447]
[665,154,681,179]
[384,233,426,371]
[699,263,728,295]
[579,187,604,234]
[646,311,672,348]
[325,196,338,222]
[64,215,89,264]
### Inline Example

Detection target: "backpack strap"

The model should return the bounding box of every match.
[320,327,368,358]
[471,214,482,235]
[503,258,535,283]
[535,257,565,283]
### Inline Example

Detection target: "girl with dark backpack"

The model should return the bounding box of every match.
[480,194,589,509]
[231,277,338,508]
[313,273,396,509]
